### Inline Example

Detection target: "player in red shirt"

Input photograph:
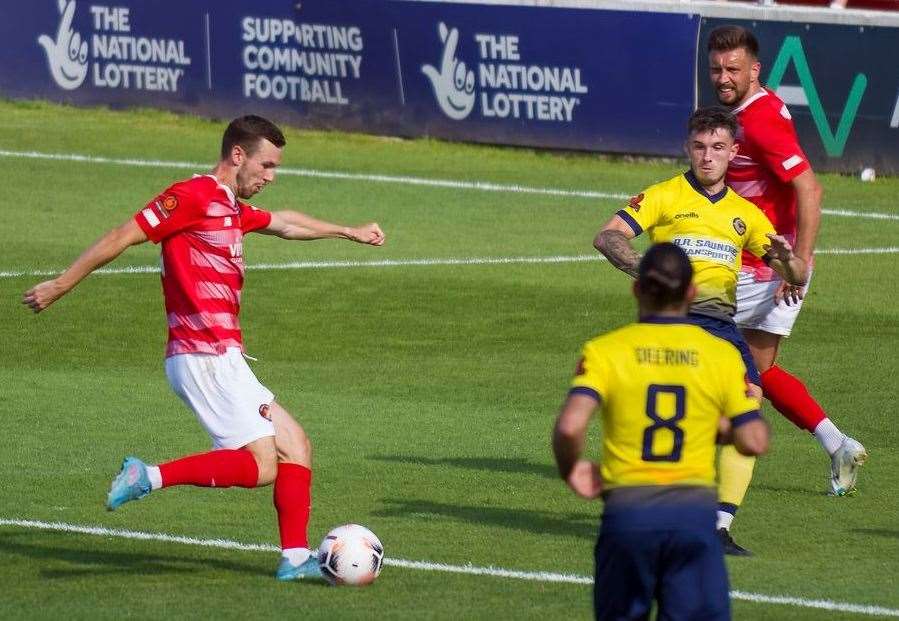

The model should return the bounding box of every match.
[707,26,867,555]
[22,115,385,581]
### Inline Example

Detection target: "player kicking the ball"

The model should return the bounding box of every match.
[22,115,385,581]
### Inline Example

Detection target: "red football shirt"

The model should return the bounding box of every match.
[134,175,272,357]
[727,88,810,273]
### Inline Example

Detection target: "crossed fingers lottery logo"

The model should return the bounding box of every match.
[38,0,89,90]
[421,22,476,120]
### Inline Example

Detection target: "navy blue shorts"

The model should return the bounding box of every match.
[688,313,760,385]
[594,489,730,621]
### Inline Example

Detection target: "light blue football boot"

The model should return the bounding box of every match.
[276,554,324,581]
[106,456,152,511]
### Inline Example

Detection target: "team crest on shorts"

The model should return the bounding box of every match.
[627,193,644,212]
[162,195,178,211]
[259,403,271,420]
[732,217,746,236]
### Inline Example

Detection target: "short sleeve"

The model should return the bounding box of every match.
[240,203,272,233]
[570,341,609,403]
[744,204,777,259]
[615,184,664,237]
[744,111,810,183]
[134,181,202,244]
[719,347,762,427]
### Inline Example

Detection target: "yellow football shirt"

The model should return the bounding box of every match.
[616,171,775,320]
[570,318,761,489]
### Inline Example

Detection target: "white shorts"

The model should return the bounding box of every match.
[165,347,276,449]
[733,269,813,337]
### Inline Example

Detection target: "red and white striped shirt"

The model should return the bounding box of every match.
[728,88,810,276]
[134,175,271,357]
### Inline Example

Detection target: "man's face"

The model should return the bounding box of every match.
[687,128,737,187]
[708,47,760,107]
[235,138,282,199]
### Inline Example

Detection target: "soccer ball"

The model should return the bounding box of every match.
[317,524,384,586]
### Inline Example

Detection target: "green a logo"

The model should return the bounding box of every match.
[766,36,867,158]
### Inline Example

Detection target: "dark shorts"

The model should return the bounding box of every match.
[688,313,761,385]
[594,487,730,621]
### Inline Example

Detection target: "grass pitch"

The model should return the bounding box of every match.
[0,100,897,620]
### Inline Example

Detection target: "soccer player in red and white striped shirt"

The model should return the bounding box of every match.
[23,115,385,581]
[706,26,867,555]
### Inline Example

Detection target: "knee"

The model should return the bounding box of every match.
[255,454,278,486]
[279,428,312,466]
[245,443,278,486]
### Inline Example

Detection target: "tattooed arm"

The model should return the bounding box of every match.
[593,215,641,279]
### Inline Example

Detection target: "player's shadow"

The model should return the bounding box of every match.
[368,454,558,479]
[374,498,598,540]
[0,529,328,584]
[750,483,825,498]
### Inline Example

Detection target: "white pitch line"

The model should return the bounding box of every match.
[0,149,624,200]
[1,149,898,221]
[1,518,897,618]
[2,248,897,280]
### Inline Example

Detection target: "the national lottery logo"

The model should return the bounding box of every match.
[422,22,588,124]
[37,0,89,90]
[37,0,190,93]
[421,23,476,120]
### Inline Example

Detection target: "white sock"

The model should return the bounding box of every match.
[814,418,847,456]
[282,547,312,566]
[146,465,163,491]
[716,511,734,531]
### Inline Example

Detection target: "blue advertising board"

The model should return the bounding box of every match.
[1,0,699,157]
[0,1,208,109]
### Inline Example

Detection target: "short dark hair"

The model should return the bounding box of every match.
[688,106,737,140]
[221,115,286,159]
[637,243,693,310]
[707,25,759,59]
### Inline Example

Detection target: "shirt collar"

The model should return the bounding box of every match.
[639,315,691,325]
[731,88,768,115]
[194,173,237,206]
[684,170,728,204]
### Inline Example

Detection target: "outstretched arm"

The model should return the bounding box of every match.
[22,218,147,313]
[594,215,640,278]
[262,210,385,245]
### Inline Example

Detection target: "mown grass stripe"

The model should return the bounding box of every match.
[1,149,897,222]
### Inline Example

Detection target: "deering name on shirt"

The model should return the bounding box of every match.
[635,347,699,366]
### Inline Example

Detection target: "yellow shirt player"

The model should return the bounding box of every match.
[615,171,774,321]
[573,320,761,490]
[594,106,807,557]
[553,242,769,621]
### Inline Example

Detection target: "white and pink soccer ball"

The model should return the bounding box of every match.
[317,524,384,586]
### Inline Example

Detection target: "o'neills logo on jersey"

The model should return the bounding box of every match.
[422,22,588,123]
[37,0,191,92]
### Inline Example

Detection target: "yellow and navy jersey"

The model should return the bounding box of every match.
[617,171,775,320]
[570,318,761,489]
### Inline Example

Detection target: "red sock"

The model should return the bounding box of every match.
[274,463,312,550]
[159,449,259,488]
[760,365,827,433]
